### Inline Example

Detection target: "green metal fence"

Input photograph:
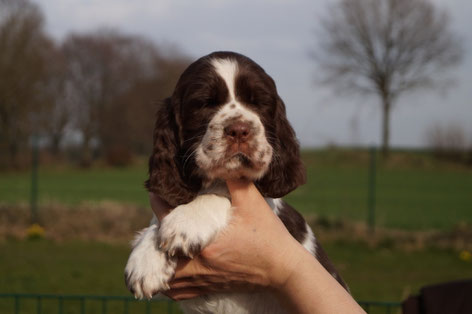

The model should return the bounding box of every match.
[0,293,177,314]
[1,293,401,314]
[359,300,402,313]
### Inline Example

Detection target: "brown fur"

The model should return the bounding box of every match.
[145,52,305,207]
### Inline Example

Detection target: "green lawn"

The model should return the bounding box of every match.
[0,240,470,309]
[1,150,471,230]
[0,240,177,314]
[0,165,150,207]
[323,241,472,301]
[285,159,472,230]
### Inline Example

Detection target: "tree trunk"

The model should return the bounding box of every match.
[381,94,391,158]
[81,133,92,167]
[50,134,61,156]
[8,141,20,169]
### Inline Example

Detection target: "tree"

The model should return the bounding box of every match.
[117,51,190,155]
[0,0,51,168]
[37,42,70,156]
[62,30,157,165]
[61,30,190,166]
[312,0,462,156]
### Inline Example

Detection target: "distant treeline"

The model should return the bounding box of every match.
[0,0,191,169]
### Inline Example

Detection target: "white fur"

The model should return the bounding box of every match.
[125,224,177,299]
[157,193,232,257]
[265,198,283,216]
[302,223,317,256]
[181,291,286,314]
[211,58,238,100]
[125,188,232,300]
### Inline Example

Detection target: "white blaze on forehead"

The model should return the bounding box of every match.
[211,58,238,102]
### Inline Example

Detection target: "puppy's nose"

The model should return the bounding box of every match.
[224,121,251,142]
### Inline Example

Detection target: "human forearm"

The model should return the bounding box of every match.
[273,243,365,314]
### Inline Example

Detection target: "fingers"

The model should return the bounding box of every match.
[164,259,218,300]
[149,192,172,221]
[163,287,204,301]
[171,256,211,280]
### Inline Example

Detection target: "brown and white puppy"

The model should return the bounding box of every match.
[125,51,347,314]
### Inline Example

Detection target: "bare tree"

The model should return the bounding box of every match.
[62,30,155,165]
[61,30,187,166]
[118,51,190,155]
[0,0,50,168]
[312,0,462,156]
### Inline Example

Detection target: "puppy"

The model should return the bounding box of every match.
[125,51,347,314]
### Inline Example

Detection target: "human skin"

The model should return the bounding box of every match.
[150,180,365,314]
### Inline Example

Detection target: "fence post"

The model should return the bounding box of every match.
[30,134,39,224]
[367,146,376,234]
[14,295,19,314]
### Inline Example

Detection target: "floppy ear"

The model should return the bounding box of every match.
[255,96,306,198]
[145,98,198,207]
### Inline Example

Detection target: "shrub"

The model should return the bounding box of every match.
[425,124,469,164]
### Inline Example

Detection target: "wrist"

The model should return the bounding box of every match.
[270,245,366,314]
[268,237,311,293]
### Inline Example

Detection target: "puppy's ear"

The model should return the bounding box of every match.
[256,96,306,198]
[145,98,197,207]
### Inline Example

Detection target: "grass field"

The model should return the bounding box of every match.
[0,240,470,305]
[286,150,472,230]
[0,165,149,207]
[1,149,471,230]
[0,241,176,314]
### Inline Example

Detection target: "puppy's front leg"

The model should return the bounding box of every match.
[125,222,177,299]
[125,193,231,299]
[158,193,232,258]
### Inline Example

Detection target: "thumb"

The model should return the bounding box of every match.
[226,179,263,207]
[226,179,249,196]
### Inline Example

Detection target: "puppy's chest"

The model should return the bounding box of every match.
[180,291,288,314]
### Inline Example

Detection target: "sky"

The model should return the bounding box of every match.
[32,0,471,148]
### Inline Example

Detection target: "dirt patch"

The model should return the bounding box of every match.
[1,203,471,251]
[0,202,152,243]
[307,215,472,252]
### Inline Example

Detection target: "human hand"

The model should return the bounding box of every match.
[148,180,302,300]
[148,183,365,313]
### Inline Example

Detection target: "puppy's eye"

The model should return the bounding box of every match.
[249,93,257,105]
[205,98,219,107]
[188,99,205,109]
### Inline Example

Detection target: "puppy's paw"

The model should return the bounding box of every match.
[157,207,207,258]
[124,226,177,299]
[157,195,231,258]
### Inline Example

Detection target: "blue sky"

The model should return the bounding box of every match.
[33,0,471,148]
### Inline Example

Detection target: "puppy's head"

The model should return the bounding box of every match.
[147,51,305,207]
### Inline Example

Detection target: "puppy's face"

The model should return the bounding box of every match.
[148,51,305,206]
[192,59,273,181]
